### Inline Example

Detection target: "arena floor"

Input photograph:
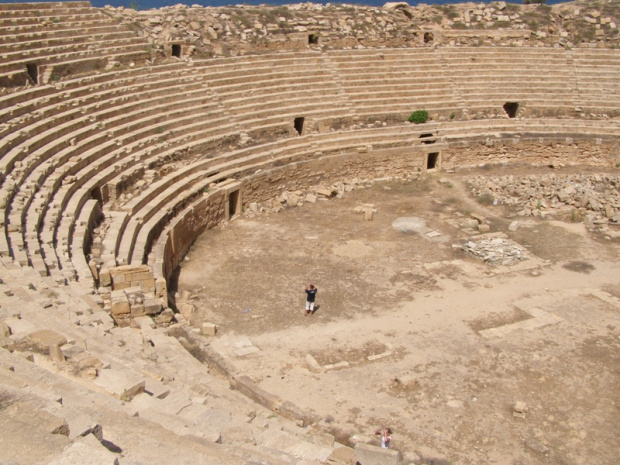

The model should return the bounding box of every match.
[177,165,620,465]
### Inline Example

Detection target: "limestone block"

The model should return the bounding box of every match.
[305,193,317,203]
[328,446,357,464]
[470,213,486,224]
[365,209,373,221]
[48,433,119,465]
[154,308,174,325]
[316,187,333,198]
[143,297,163,315]
[67,414,103,441]
[5,402,69,436]
[94,368,145,401]
[110,294,130,316]
[478,223,490,233]
[220,425,256,445]
[130,304,145,317]
[355,442,400,465]
[202,322,217,336]
[27,329,67,355]
[605,205,614,218]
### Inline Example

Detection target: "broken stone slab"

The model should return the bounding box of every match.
[508,220,520,232]
[93,368,145,401]
[67,414,103,441]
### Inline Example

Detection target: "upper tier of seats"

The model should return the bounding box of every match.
[0,1,151,87]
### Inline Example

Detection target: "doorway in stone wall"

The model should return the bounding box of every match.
[229,189,240,219]
[427,152,439,170]
[26,63,38,84]
[172,44,182,58]
[294,117,305,136]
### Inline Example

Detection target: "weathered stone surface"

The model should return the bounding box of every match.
[354,442,399,465]
[462,237,525,266]
[47,433,119,465]
[27,330,67,354]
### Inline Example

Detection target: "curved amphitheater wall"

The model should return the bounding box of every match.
[154,134,619,302]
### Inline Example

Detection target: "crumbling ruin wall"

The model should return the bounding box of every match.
[154,189,227,301]
[240,146,430,205]
[442,137,620,170]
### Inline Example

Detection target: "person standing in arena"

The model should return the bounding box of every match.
[305,284,317,315]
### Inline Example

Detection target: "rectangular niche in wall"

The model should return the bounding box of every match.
[171,44,182,58]
[294,117,305,136]
[26,63,38,85]
[228,189,240,219]
[427,152,439,170]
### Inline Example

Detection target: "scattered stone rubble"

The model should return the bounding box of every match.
[468,173,620,226]
[103,0,620,59]
[244,176,409,216]
[462,237,526,266]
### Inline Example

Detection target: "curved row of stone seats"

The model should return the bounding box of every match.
[441,47,578,117]
[193,52,354,134]
[0,1,150,87]
[326,48,458,119]
[1,67,221,251]
[4,48,620,282]
[572,48,620,115]
[18,88,228,278]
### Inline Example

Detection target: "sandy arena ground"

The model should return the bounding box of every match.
[177,165,620,465]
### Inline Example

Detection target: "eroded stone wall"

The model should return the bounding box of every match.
[442,138,620,170]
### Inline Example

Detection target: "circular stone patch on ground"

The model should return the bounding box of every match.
[391,217,429,235]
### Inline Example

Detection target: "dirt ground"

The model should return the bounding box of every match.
[177,165,620,465]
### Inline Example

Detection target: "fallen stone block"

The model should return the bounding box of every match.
[143,297,163,315]
[201,322,217,336]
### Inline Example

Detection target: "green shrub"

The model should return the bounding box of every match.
[408,110,429,124]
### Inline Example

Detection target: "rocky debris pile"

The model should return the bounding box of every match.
[462,237,525,266]
[468,174,620,225]
[245,175,415,216]
[102,0,620,59]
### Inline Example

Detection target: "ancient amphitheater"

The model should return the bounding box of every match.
[1,0,619,464]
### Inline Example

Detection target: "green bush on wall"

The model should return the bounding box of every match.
[408,110,429,124]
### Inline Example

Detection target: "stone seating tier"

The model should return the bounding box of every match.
[3,48,620,282]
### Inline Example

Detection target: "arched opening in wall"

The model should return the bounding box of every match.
[294,117,305,136]
[308,34,319,45]
[171,44,182,58]
[427,152,439,171]
[424,32,434,44]
[503,102,519,118]
[26,63,38,85]
[420,133,436,145]
[228,189,240,219]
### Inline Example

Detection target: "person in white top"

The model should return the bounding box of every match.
[375,427,392,449]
